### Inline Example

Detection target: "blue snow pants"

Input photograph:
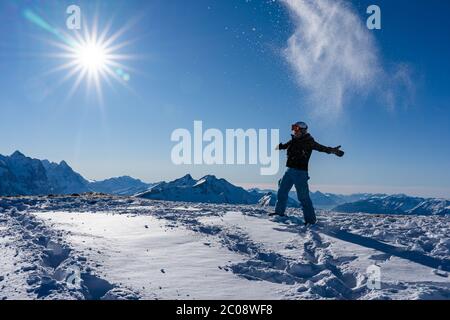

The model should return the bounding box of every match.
[275,168,317,224]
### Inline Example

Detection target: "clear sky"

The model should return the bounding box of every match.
[0,0,449,198]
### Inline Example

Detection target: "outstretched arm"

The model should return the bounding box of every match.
[312,140,345,157]
[278,141,291,150]
[276,140,292,150]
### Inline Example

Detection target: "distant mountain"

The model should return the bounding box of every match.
[252,188,378,209]
[41,159,90,194]
[0,151,52,196]
[248,188,275,194]
[334,194,450,216]
[0,151,90,196]
[335,193,384,203]
[408,198,450,215]
[90,176,153,196]
[0,151,151,197]
[252,189,344,208]
[309,191,339,208]
[136,174,262,205]
[286,190,378,209]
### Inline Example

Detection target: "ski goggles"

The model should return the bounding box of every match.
[292,122,308,131]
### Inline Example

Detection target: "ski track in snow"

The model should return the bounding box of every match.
[1,194,450,300]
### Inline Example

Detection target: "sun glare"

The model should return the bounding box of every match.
[45,18,135,104]
[76,42,107,72]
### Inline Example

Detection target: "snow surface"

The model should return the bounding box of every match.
[1,194,449,300]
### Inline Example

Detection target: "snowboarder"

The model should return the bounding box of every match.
[270,122,344,226]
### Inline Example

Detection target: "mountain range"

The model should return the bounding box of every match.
[0,151,151,196]
[89,176,154,196]
[297,191,380,209]
[334,194,450,216]
[136,174,264,205]
[0,151,448,215]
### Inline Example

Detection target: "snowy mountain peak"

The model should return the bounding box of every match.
[137,174,261,205]
[59,160,70,168]
[0,152,89,196]
[1,151,51,196]
[194,175,221,187]
[172,174,196,186]
[89,176,152,196]
[202,174,218,180]
[10,150,25,158]
[0,151,161,197]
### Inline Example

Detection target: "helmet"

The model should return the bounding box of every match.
[292,121,308,131]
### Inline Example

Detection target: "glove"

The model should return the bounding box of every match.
[275,143,281,151]
[332,145,344,157]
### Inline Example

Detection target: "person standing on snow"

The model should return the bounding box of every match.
[270,122,344,226]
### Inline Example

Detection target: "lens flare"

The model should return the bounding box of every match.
[23,9,136,103]
[54,22,134,103]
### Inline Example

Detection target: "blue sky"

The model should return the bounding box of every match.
[0,0,449,197]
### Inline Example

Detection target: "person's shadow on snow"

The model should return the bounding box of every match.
[272,219,450,273]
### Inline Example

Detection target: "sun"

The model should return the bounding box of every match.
[75,42,108,73]
[44,18,135,104]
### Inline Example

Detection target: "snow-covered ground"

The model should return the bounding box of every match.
[1,195,449,300]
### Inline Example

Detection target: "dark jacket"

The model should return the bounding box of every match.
[279,133,334,172]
